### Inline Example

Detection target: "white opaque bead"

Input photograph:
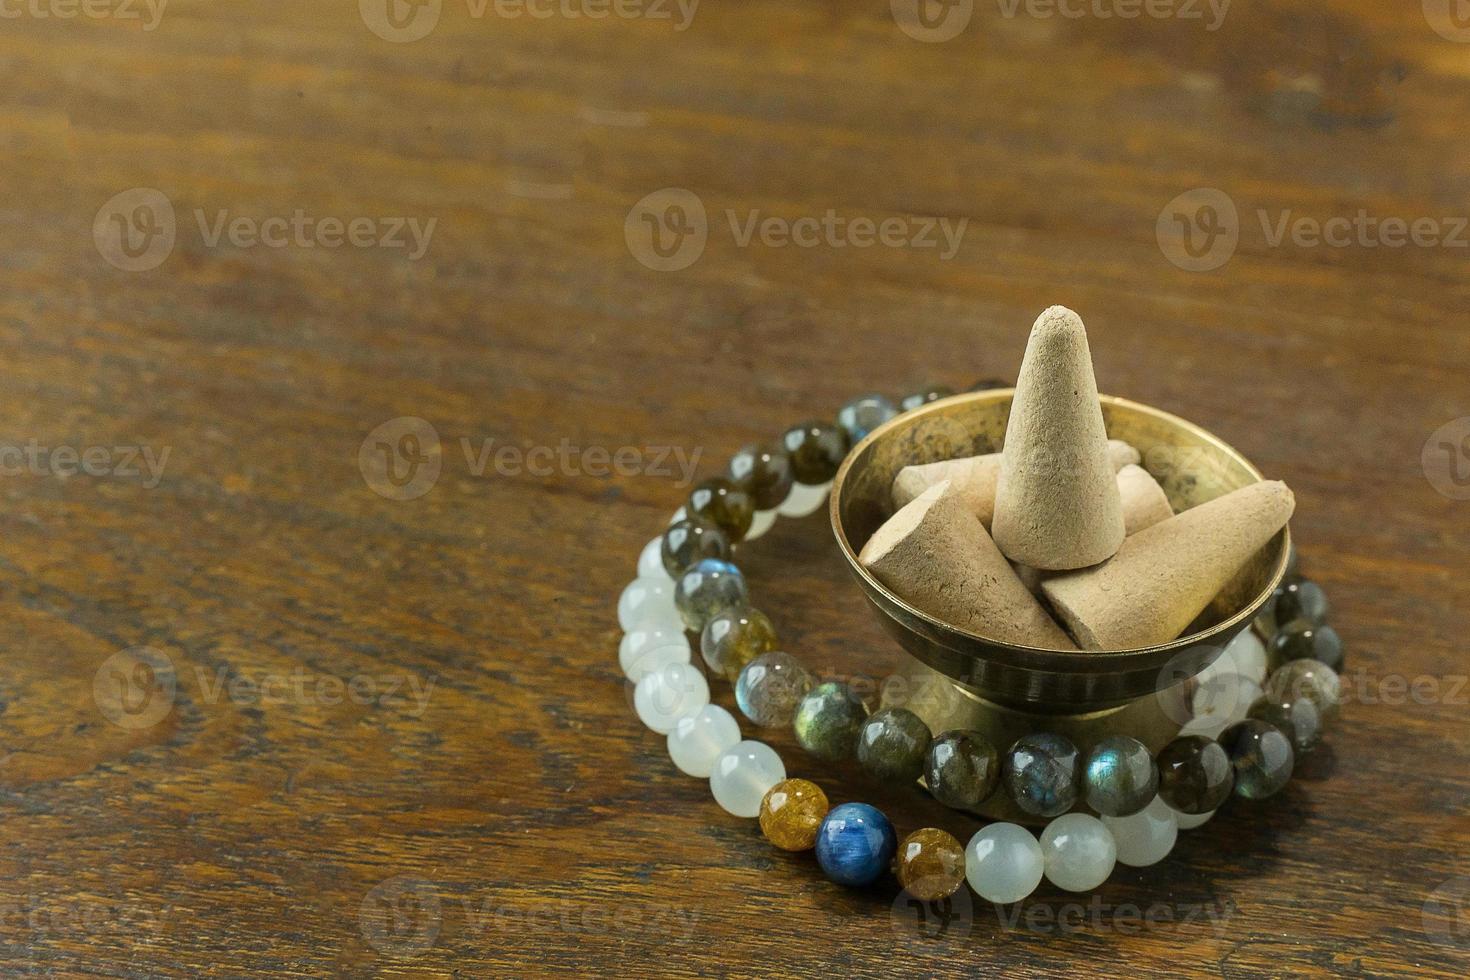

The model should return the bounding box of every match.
[619,625,691,681]
[1170,805,1215,830]
[965,822,1044,904]
[637,536,670,581]
[1102,796,1178,867]
[1191,673,1261,725]
[743,509,778,541]
[776,480,830,518]
[1177,713,1230,741]
[634,662,709,734]
[1039,813,1117,892]
[669,507,687,525]
[668,705,742,778]
[1223,629,1267,684]
[617,576,679,631]
[709,740,785,817]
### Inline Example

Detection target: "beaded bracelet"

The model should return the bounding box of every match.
[617,387,1344,904]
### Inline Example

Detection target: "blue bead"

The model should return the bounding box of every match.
[815,802,896,887]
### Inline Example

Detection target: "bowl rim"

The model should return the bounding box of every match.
[829,389,1291,669]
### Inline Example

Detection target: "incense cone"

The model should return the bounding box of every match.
[860,482,1076,650]
[992,307,1126,570]
[1117,464,1174,535]
[893,438,1140,527]
[1041,480,1295,651]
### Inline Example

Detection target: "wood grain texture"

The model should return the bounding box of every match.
[1,0,1468,975]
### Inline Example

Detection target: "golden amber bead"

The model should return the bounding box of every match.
[759,778,829,852]
[894,828,966,901]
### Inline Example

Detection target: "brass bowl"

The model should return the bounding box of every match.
[830,390,1290,714]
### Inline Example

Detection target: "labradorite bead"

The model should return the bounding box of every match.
[686,476,754,542]
[759,778,829,852]
[836,394,898,444]
[924,730,999,810]
[1156,735,1233,815]
[895,828,966,901]
[1003,733,1081,819]
[660,517,731,577]
[815,802,896,887]
[674,558,747,632]
[780,421,849,485]
[1264,659,1342,723]
[899,386,955,412]
[1270,619,1343,672]
[735,651,814,727]
[793,682,868,761]
[727,443,794,511]
[1083,736,1158,818]
[1274,579,1329,627]
[1220,720,1294,799]
[1248,693,1323,754]
[856,707,931,784]
[700,605,777,682]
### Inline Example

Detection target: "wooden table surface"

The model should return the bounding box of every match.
[2,1,1468,976]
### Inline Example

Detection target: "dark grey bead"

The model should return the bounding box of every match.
[1248,694,1323,755]
[1274,579,1329,627]
[793,682,868,761]
[856,707,931,783]
[673,558,747,632]
[925,731,1000,810]
[1083,735,1158,817]
[1220,720,1295,799]
[899,386,954,412]
[1270,619,1343,672]
[661,517,731,577]
[1157,735,1233,815]
[1003,733,1081,818]
[836,394,898,444]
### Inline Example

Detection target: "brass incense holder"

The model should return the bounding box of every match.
[830,390,1291,823]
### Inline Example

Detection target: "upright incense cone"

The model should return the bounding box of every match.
[1117,464,1174,535]
[892,439,1139,526]
[992,307,1126,570]
[860,482,1076,650]
[1041,480,1295,650]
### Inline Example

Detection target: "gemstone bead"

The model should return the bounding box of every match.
[618,625,691,681]
[836,394,898,444]
[793,682,868,761]
[1156,735,1233,814]
[633,662,710,735]
[780,421,849,485]
[815,802,896,887]
[925,730,1000,810]
[661,517,731,578]
[1191,673,1262,725]
[1168,803,1215,830]
[1196,629,1268,687]
[1177,712,1231,741]
[1220,719,1294,799]
[774,479,830,518]
[617,576,680,631]
[1274,579,1330,627]
[735,652,815,727]
[759,778,829,851]
[1102,795,1178,867]
[1039,813,1116,892]
[856,707,931,783]
[637,535,670,581]
[1004,732,1081,819]
[700,605,778,682]
[965,822,1043,904]
[899,385,954,412]
[710,740,786,818]
[1264,659,1341,722]
[969,377,1012,391]
[728,444,795,511]
[1270,619,1343,672]
[686,477,754,542]
[674,558,748,632]
[744,508,778,541]
[1083,736,1158,817]
[1248,691,1323,754]
[667,704,741,778]
[895,828,966,901]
